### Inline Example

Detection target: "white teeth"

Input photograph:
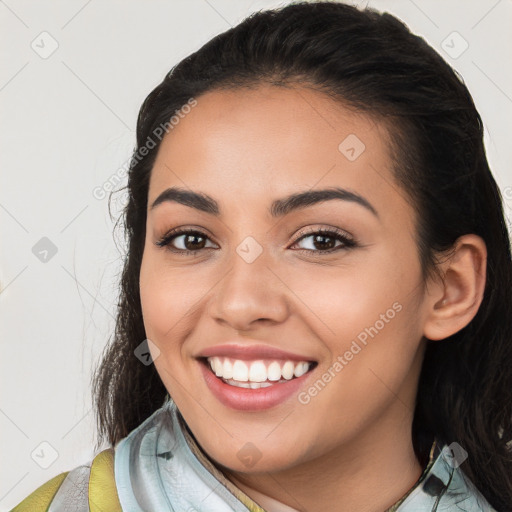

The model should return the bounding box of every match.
[281,361,295,380]
[223,379,274,389]
[206,357,312,384]
[213,357,223,377]
[223,359,233,379]
[248,360,267,382]
[250,381,273,389]
[232,360,249,381]
[294,362,309,378]
[267,361,282,381]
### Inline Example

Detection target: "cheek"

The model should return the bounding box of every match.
[320,292,424,413]
[139,254,184,340]
[139,258,195,393]
[139,251,213,356]
[306,248,424,394]
[292,258,411,343]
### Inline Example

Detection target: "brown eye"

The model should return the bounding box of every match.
[291,228,357,254]
[155,227,357,256]
[156,229,216,254]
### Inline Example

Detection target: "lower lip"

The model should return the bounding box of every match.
[198,359,315,411]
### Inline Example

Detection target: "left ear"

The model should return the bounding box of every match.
[422,234,487,341]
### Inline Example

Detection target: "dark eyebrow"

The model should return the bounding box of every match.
[150,186,378,218]
[270,187,378,218]
[150,187,220,215]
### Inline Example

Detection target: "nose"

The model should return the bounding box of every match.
[206,244,290,332]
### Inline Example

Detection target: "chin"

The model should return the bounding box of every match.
[214,451,301,475]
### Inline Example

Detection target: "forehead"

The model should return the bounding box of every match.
[147,84,410,222]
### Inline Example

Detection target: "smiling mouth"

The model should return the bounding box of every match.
[199,356,318,389]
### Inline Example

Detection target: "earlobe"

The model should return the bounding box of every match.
[422,234,487,341]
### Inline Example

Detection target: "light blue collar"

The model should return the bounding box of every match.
[113,398,497,511]
[114,398,251,511]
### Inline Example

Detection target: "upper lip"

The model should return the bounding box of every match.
[196,343,317,362]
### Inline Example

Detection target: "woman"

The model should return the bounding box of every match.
[11,1,511,511]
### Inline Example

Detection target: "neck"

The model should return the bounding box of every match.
[222,404,424,512]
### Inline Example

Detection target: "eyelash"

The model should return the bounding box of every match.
[155,226,357,256]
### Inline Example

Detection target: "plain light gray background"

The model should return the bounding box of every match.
[1,0,511,509]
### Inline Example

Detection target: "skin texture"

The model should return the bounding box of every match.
[139,84,487,512]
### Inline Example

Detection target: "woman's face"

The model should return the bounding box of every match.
[139,84,432,473]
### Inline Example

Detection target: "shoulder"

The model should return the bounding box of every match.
[397,442,498,512]
[10,403,174,512]
[9,448,122,512]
